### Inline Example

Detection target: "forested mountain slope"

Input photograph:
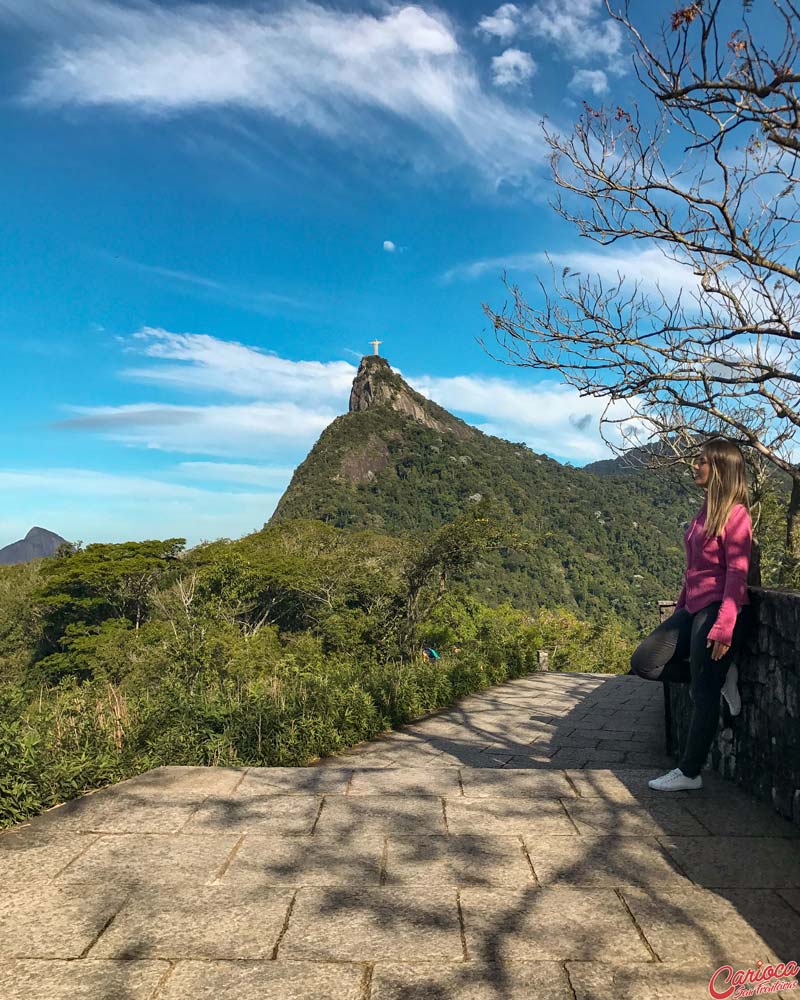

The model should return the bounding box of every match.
[270,355,697,628]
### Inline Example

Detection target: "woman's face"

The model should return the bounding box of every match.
[693,452,711,489]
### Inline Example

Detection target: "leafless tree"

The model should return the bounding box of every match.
[482,0,800,585]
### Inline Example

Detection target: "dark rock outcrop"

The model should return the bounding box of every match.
[348,355,472,441]
[0,527,69,565]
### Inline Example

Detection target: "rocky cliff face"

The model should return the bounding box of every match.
[0,527,69,565]
[348,355,472,441]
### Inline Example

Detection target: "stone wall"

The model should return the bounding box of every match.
[663,588,800,828]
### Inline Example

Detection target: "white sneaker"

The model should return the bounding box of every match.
[648,768,703,791]
[721,664,741,717]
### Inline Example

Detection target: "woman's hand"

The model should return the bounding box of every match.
[707,639,730,661]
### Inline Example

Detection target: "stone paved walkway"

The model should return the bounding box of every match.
[1,671,799,999]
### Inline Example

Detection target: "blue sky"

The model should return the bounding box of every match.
[0,0,710,546]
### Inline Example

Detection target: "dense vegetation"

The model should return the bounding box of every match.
[0,510,639,829]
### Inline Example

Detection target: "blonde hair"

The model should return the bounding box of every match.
[700,439,750,537]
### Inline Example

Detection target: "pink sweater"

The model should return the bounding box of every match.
[675,500,752,646]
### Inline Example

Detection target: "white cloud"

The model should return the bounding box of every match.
[477,4,521,41]
[527,0,622,62]
[383,240,396,252]
[406,372,638,461]
[568,68,608,96]
[491,49,536,88]
[544,247,699,299]
[4,0,550,185]
[477,0,622,63]
[124,327,357,402]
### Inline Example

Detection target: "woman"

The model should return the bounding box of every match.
[630,438,752,791]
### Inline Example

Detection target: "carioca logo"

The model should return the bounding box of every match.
[708,960,799,998]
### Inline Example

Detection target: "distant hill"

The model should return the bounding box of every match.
[584,448,659,477]
[270,355,698,628]
[0,527,69,566]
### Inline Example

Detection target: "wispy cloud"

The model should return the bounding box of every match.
[0,467,281,546]
[3,0,550,185]
[176,462,296,486]
[526,0,622,62]
[54,328,353,457]
[441,251,541,283]
[543,247,699,299]
[56,400,337,457]
[442,246,699,298]
[107,254,309,315]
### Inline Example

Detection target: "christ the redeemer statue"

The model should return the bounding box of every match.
[369,339,382,355]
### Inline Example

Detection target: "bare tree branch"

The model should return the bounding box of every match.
[482,0,800,584]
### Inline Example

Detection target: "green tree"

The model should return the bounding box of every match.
[34,539,184,678]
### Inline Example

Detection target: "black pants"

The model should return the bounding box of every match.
[630,602,750,778]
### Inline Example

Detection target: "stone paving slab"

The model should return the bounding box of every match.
[347,766,461,796]
[458,768,575,798]
[278,887,464,962]
[371,960,574,999]
[562,797,710,837]
[0,884,129,959]
[658,836,800,888]
[112,766,245,797]
[522,834,687,888]
[459,887,653,963]
[383,834,534,887]
[24,768,246,837]
[28,796,206,835]
[159,960,366,1000]
[182,795,322,835]
[90,886,295,960]
[313,795,447,835]
[54,833,239,887]
[621,886,800,965]
[219,834,384,887]
[425,747,515,768]
[0,960,170,1000]
[237,767,352,796]
[566,963,728,1000]
[0,831,99,888]
[681,794,800,837]
[780,888,800,914]
[445,797,576,836]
